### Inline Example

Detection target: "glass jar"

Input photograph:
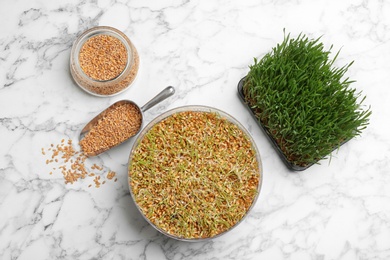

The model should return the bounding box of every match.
[70,26,139,97]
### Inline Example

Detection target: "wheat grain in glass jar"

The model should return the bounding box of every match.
[128,106,263,241]
[70,26,139,97]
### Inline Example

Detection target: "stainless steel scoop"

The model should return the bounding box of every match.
[79,86,175,156]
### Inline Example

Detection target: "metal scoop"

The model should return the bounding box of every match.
[79,86,175,156]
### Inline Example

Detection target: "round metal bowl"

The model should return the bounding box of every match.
[127,105,263,241]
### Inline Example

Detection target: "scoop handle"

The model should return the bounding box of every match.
[141,86,175,112]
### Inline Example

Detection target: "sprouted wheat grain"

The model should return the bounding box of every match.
[129,111,260,239]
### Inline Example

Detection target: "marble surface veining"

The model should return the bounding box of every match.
[1,0,390,259]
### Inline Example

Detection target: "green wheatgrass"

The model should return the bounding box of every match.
[128,111,260,239]
[243,31,371,167]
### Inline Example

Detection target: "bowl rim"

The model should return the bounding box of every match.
[127,105,263,242]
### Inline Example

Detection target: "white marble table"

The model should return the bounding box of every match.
[1,0,389,259]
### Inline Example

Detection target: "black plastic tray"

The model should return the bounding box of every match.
[237,76,313,171]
